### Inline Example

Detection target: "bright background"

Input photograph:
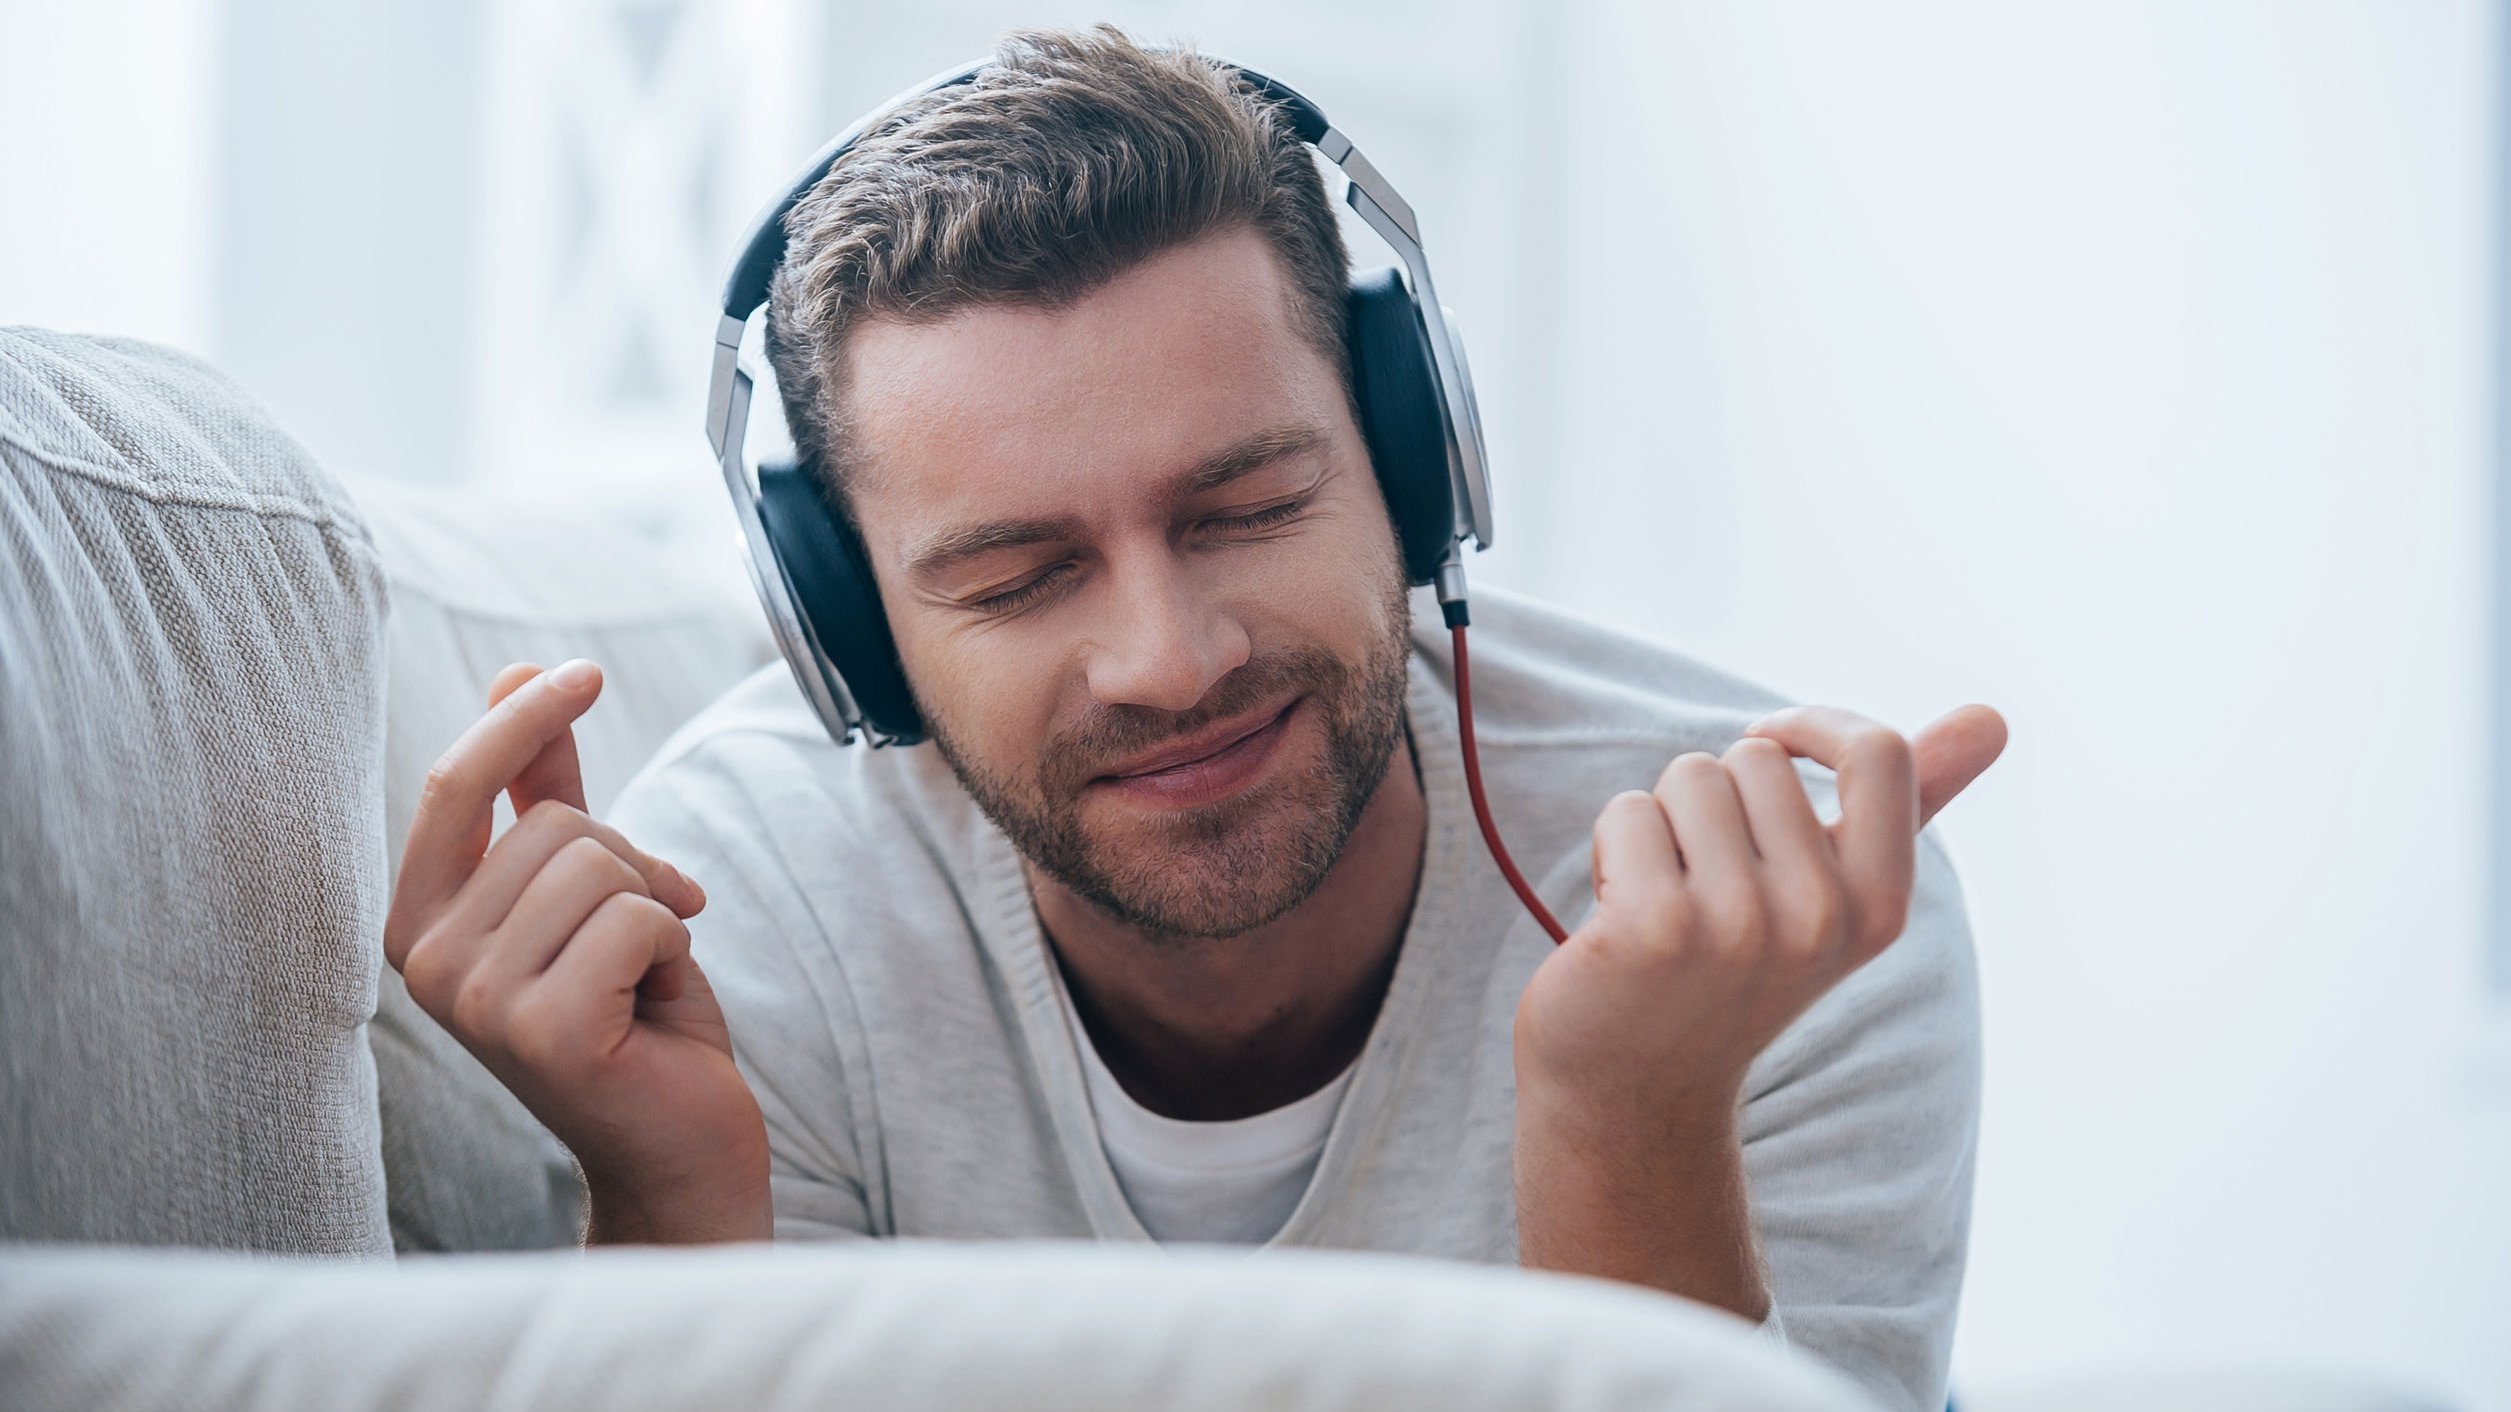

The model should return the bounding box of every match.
[5,1,2506,1406]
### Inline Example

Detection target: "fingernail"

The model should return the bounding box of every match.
[551,659,598,690]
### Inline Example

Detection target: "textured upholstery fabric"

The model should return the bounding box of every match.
[355,477,772,1251]
[0,1241,1879,1412]
[0,328,392,1255]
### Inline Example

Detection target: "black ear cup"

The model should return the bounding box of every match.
[1344,266,1460,585]
[754,459,927,743]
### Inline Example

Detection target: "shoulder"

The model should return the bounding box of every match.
[612,663,981,862]
[607,665,1001,980]
[1403,584,1804,861]
[1414,582,1797,751]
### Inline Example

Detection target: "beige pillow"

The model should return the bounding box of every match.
[0,328,392,1255]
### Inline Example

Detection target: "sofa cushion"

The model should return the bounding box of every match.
[354,476,772,1251]
[0,1241,1879,1411]
[0,328,392,1255]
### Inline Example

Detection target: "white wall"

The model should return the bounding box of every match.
[1521,3,2511,1406]
[0,0,217,351]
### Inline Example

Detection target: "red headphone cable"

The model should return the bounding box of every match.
[1444,599,1570,945]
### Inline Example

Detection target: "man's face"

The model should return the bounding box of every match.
[841,226,1414,940]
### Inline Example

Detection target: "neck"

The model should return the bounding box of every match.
[1028,730,1426,1121]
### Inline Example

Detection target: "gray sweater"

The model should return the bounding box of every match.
[612,584,1980,1411]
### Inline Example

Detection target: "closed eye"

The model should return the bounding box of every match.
[967,563,1074,614]
[964,499,1307,615]
[1203,499,1306,534]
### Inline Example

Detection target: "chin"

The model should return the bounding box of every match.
[1073,779,1342,940]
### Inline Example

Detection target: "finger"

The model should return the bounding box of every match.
[396,805,612,1005]
[1743,706,1915,919]
[484,661,542,704]
[445,801,705,939]
[481,665,701,918]
[486,661,591,816]
[536,892,692,1056]
[391,660,606,953]
[1653,753,1760,939]
[1653,752,1756,875]
[481,834,651,980]
[1722,736,1830,877]
[1588,789,1684,926]
[1911,704,2008,827]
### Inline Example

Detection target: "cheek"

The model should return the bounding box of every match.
[1251,503,1408,630]
[898,626,1062,770]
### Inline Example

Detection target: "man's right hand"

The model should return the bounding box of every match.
[384,658,771,1244]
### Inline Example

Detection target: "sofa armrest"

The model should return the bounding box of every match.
[0,1241,1876,1412]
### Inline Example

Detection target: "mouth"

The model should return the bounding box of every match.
[1088,698,1303,809]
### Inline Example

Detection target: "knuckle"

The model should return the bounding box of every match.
[556,834,647,893]
[552,833,613,869]
[1596,886,1686,954]
[398,935,459,1010]
[1672,750,1725,781]
[519,798,588,833]
[1595,789,1658,839]
[1773,885,1846,962]
[1723,735,1788,770]
[448,969,509,1038]
[1798,885,1849,946]
[503,995,575,1073]
[1848,727,1914,777]
[614,891,681,934]
[417,758,477,812]
[401,929,474,1004]
[1863,885,1914,948]
[1654,751,1720,792]
[1641,890,1698,948]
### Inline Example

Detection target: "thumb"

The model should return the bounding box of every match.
[1913,704,2008,827]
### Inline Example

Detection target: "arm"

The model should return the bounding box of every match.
[1512,705,2003,1387]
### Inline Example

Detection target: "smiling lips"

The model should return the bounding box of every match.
[1091,699,1301,808]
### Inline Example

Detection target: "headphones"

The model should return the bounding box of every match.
[706,55,1496,747]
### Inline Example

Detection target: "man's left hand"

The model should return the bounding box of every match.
[1511,702,2007,1315]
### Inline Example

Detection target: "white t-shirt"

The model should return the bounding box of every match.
[612,583,1983,1412]
[1051,964,1356,1245]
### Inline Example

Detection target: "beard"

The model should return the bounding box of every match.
[922,582,1414,941]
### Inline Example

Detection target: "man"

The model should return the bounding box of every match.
[384,27,2005,1410]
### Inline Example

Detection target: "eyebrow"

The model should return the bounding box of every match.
[901,423,1332,582]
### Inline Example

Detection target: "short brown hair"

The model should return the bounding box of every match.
[764,25,1351,498]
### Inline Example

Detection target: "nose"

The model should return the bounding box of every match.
[1080,549,1250,714]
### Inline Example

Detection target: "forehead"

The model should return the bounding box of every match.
[838,227,1343,542]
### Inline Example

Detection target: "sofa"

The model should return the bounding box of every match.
[5,327,2468,1412]
[0,326,1883,1410]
